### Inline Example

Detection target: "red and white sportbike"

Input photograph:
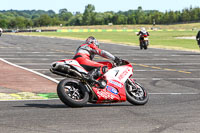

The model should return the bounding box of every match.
[50,59,149,107]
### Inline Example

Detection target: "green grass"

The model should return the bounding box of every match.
[17,30,200,51]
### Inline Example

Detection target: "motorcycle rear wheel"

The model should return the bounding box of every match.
[57,79,89,107]
[144,41,148,49]
[125,80,149,105]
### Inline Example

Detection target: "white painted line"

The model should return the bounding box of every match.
[0,98,59,102]
[150,93,199,95]
[108,54,200,57]
[131,58,199,61]
[3,58,54,60]
[0,55,68,56]
[0,47,21,49]
[135,78,200,80]
[0,58,59,84]
[141,63,200,65]
[134,69,200,72]
[0,52,61,53]
[170,54,200,56]
[32,69,49,71]
[15,63,50,65]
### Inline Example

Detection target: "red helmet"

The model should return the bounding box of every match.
[85,36,99,48]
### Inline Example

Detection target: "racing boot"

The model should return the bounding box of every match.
[87,68,101,83]
[82,68,102,87]
[83,66,108,88]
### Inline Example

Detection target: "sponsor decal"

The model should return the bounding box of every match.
[118,68,131,80]
[106,86,118,94]
[97,90,115,100]
[109,80,122,88]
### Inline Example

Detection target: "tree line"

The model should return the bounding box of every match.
[0,4,200,29]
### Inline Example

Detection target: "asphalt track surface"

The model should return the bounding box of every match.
[0,34,200,133]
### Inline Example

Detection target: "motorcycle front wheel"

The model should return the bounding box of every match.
[57,79,89,107]
[125,80,149,105]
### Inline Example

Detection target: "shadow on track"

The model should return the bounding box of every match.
[14,104,67,108]
[13,102,134,108]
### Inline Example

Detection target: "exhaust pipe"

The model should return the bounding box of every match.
[50,62,82,78]
[51,62,70,74]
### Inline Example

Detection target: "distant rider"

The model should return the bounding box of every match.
[0,28,2,37]
[73,36,121,84]
[137,27,150,46]
[196,30,200,48]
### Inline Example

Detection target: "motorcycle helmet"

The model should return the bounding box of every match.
[141,27,146,33]
[85,36,100,48]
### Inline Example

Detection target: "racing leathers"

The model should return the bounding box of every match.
[73,43,118,83]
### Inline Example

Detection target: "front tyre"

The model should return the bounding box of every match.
[125,80,149,105]
[57,79,89,107]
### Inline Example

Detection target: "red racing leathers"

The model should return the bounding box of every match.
[73,43,115,75]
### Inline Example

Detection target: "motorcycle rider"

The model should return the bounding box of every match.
[137,27,150,47]
[0,28,2,37]
[73,36,121,85]
[196,30,200,48]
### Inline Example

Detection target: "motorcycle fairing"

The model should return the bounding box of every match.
[104,65,133,83]
[92,79,126,103]
[92,65,133,103]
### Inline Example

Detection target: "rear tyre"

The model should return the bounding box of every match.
[140,43,143,50]
[125,80,149,105]
[57,79,89,107]
[144,41,148,49]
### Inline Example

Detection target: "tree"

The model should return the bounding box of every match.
[82,4,95,25]
[47,10,56,16]
[59,8,73,22]
[94,13,105,25]
[103,12,114,24]
[181,9,191,22]
[68,14,83,26]
[127,14,136,24]
[0,19,9,28]
[168,11,177,24]
[135,6,145,24]
[1,5,200,28]
[34,14,52,27]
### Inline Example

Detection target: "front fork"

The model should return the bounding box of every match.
[127,78,138,91]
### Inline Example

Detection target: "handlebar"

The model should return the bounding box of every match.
[114,59,130,67]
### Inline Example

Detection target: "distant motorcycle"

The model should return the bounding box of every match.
[50,58,149,107]
[0,28,2,37]
[140,35,149,50]
[137,28,150,50]
[197,39,200,49]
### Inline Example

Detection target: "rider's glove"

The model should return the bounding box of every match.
[114,56,122,65]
